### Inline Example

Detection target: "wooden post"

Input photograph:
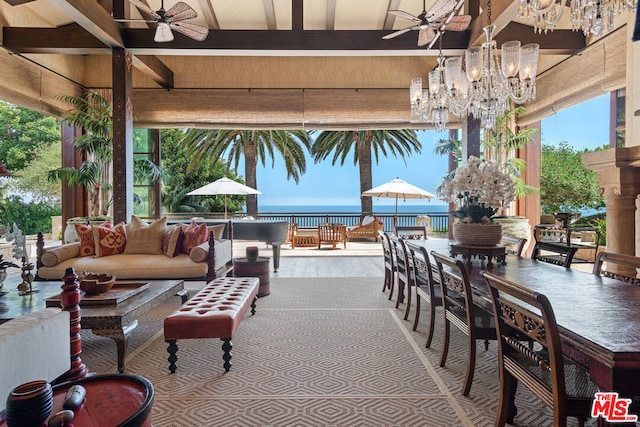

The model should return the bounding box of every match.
[58,267,88,381]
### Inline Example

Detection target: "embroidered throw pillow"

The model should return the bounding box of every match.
[182,221,208,254]
[75,223,95,257]
[93,223,127,257]
[163,224,184,258]
[124,216,167,255]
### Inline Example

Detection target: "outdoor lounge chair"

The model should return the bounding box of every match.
[346,215,381,241]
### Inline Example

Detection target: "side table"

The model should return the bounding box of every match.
[233,257,271,297]
[450,243,507,269]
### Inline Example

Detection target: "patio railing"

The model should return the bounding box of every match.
[165,211,450,234]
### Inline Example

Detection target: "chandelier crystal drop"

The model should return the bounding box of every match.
[518,0,637,36]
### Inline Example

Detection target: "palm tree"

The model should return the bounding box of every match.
[181,129,312,217]
[483,106,538,198]
[48,91,163,217]
[311,130,421,216]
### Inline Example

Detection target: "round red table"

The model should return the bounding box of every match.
[0,374,154,427]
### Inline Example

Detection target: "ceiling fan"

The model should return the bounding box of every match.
[383,0,471,46]
[115,0,209,43]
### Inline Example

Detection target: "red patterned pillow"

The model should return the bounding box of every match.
[182,222,208,254]
[75,223,95,257]
[93,223,127,257]
[163,224,184,258]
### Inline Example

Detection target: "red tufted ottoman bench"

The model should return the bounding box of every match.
[164,277,259,373]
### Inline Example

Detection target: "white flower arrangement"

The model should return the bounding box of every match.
[438,156,516,224]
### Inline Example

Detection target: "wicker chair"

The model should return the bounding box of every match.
[483,272,598,426]
[593,251,640,284]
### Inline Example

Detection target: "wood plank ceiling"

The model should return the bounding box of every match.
[0,0,628,129]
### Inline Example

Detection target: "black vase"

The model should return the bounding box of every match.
[246,246,259,262]
[5,380,53,427]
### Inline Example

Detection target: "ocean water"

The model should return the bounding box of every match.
[257,204,449,215]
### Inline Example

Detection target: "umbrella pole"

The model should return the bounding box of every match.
[394,195,398,230]
[224,194,228,219]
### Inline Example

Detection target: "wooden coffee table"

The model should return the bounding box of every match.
[0,279,185,373]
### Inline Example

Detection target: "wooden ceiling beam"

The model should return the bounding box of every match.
[383,0,402,30]
[292,0,303,30]
[495,22,585,53]
[326,0,337,31]
[263,0,277,30]
[3,0,35,5]
[133,56,174,89]
[121,29,471,53]
[2,25,110,54]
[198,0,220,30]
[47,0,124,47]
[468,0,519,46]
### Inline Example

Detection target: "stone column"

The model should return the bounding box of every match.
[583,147,640,272]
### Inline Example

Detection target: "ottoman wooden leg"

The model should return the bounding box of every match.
[166,340,178,373]
[251,296,257,315]
[221,338,233,372]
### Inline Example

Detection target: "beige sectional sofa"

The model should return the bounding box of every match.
[0,308,70,412]
[36,218,233,281]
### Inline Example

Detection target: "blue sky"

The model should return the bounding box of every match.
[249,94,610,207]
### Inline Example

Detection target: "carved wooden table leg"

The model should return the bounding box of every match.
[59,267,88,381]
[92,320,138,373]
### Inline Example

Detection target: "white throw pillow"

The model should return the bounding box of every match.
[362,215,375,226]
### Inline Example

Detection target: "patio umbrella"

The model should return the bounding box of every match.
[362,177,435,227]
[187,177,262,219]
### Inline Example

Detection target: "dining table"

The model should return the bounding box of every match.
[405,238,640,398]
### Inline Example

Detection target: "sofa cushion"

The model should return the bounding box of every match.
[182,221,208,254]
[125,216,166,255]
[37,253,210,280]
[0,308,70,413]
[75,223,96,257]
[209,224,226,241]
[187,239,231,266]
[93,222,127,257]
[41,243,80,267]
[163,224,184,258]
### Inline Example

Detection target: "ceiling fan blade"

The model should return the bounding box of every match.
[382,26,416,40]
[165,1,197,22]
[128,0,160,19]
[426,0,458,20]
[170,21,209,41]
[443,15,472,31]
[417,27,435,46]
[387,9,421,22]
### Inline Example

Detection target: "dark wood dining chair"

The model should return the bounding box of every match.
[482,271,599,427]
[431,251,498,396]
[379,231,396,300]
[390,234,414,319]
[500,235,527,256]
[593,251,640,284]
[409,245,442,348]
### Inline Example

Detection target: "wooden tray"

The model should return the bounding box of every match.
[46,282,150,307]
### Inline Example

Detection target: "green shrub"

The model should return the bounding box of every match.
[0,195,61,234]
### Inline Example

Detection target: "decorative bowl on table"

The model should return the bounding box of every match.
[79,273,116,294]
[5,380,53,427]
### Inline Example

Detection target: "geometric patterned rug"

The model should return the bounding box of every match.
[78,277,596,427]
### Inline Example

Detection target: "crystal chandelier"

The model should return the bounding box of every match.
[447,0,539,128]
[410,40,451,131]
[518,0,637,36]
[410,0,539,130]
